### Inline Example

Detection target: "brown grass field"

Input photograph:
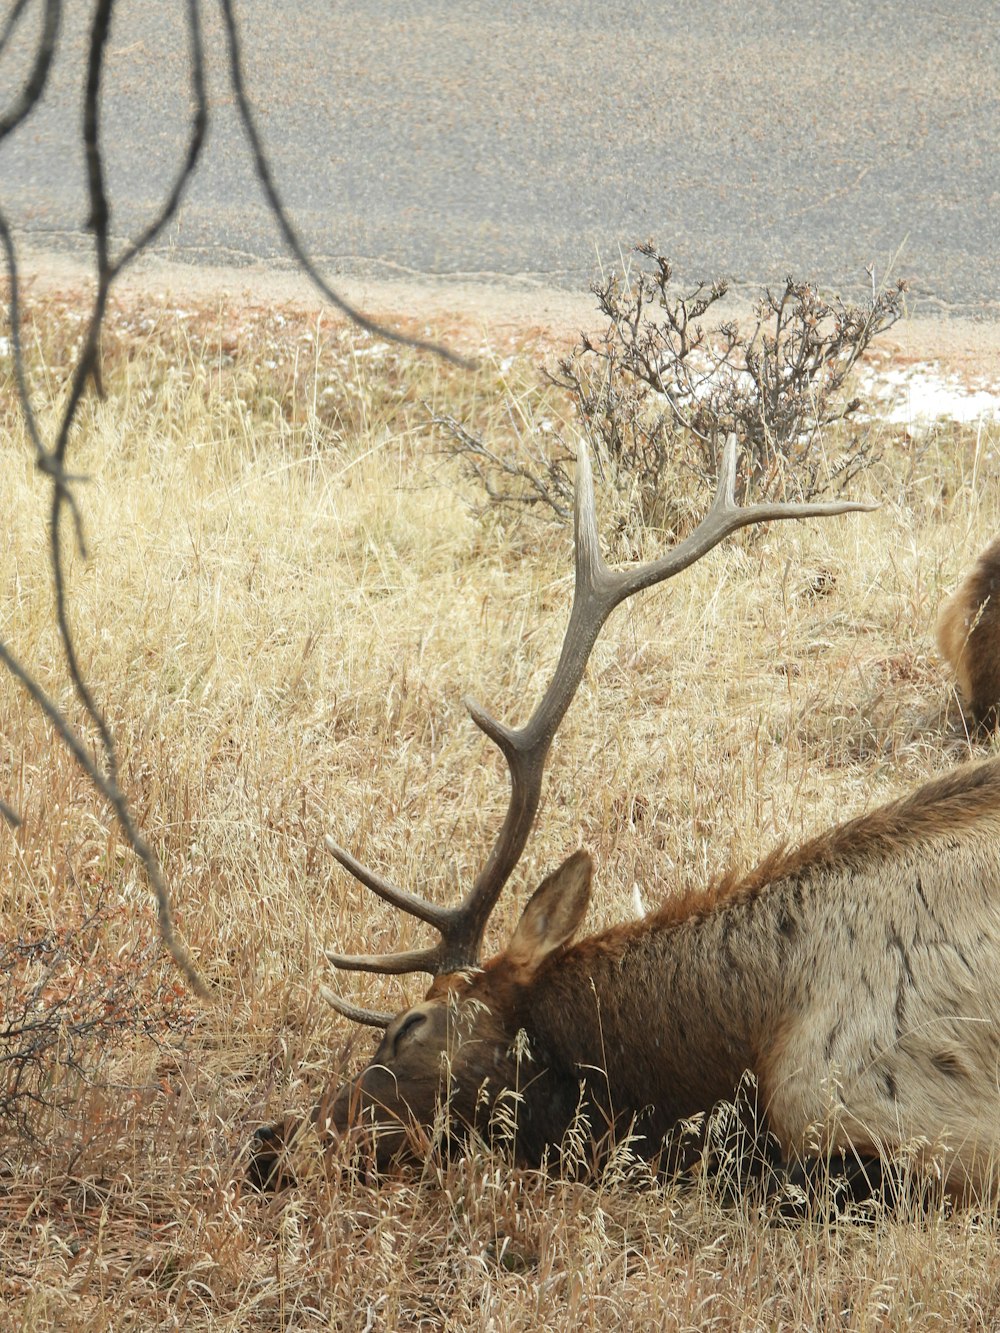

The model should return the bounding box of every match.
[1,284,1000,1329]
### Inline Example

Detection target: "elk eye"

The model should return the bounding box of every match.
[393,1012,427,1052]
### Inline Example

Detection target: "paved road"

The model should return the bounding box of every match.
[1,1,997,315]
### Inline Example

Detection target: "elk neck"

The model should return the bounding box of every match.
[497,875,797,1158]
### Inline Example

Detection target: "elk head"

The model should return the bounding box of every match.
[251,437,870,1184]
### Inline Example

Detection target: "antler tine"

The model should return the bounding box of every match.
[324,836,454,933]
[324,944,442,976]
[323,835,455,975]
[325,432,874,995]
[320,986,393,1029]
[614,434,877,604]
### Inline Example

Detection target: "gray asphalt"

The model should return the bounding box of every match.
[1,1,997,314]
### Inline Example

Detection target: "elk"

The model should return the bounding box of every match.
[937,536,1000,733]
[252,439,1000,1199]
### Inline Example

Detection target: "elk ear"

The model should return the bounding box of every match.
[505,849,593,975]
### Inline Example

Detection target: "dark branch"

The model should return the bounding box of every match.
[0,0,61,142]
[218,0,473,370]
[0,0,472,1002]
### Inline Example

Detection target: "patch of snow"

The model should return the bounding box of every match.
[859,363,1000,428]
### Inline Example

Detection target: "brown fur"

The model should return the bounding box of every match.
[937,538,1000,730]
[254,760,1000,1198]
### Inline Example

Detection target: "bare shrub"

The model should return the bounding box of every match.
[433,405,576,520]
[442,244,906,530]
[0,896,195,1137]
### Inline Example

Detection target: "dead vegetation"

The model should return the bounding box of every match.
[1,286,999,1329]
[439,246,907,537]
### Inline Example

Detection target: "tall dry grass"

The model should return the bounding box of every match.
[1,287,999,1329]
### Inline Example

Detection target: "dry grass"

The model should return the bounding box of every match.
[1,285,1000,1329]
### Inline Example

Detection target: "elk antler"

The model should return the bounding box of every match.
[325,435,874,1025]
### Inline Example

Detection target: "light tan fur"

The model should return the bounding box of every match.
[754,804,1000,1191]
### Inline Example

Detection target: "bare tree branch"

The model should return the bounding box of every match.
[217,0,473,370]
[0,0,61,142]
[0,0,473,1003]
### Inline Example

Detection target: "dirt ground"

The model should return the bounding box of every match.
[14,247,1000,381]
